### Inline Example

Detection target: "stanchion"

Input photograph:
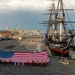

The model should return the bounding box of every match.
[32,60,34,66]
[36,61,39,66]
[14,60,16,65]
[44,61,47,66]
[22,61,24,66]
[4,60,7,65]
[1,59,4,64]
[9,59,11,64]
[18,61,20,66]
[0,59,1,64]
[41,61,44,67]
[27,61,29,66]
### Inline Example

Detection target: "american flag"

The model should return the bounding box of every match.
[0,51,49,64]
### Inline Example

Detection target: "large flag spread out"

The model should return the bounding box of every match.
[0,51,49,64]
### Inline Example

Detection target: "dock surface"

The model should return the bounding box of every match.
[0,38,75,75]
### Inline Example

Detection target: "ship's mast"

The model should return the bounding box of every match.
[49,0,65,41]
[51,0,55,32]
[49,0,55,40]
[59,0,64,41]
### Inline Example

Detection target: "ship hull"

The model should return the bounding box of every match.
[50,48,69,57]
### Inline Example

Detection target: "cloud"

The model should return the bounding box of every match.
[0,0,50,13]
[0,0,74,13]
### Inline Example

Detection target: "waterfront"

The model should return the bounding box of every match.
[0,39,75,75]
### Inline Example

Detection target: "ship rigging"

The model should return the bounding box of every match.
[41,0,75,57]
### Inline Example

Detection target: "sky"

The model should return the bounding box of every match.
[0,0,75,31]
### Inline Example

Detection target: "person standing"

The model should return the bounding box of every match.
[34,42,42,52]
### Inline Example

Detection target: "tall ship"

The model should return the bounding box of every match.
[43,0,75,57]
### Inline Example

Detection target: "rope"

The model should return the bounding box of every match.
[65,0,75,7]
[63,3,74,30]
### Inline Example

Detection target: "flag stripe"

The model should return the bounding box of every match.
[0,51,49,63]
